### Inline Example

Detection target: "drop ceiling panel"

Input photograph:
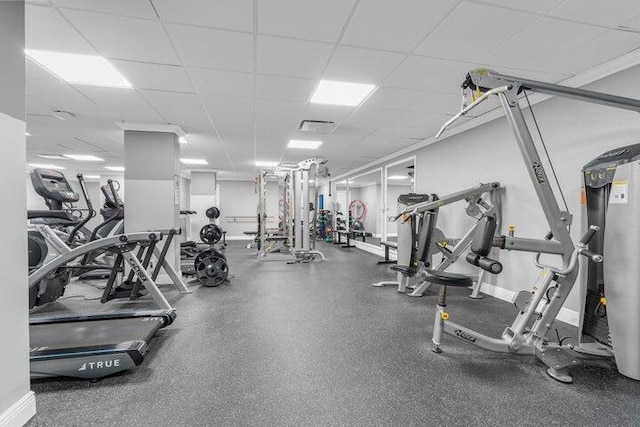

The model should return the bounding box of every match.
[406,91,461,115]
[548,0,640,27]
[75,86,166,123]
[255,99,307,122]
[152,0,253,32]
[211,113,253,129]
[348,108,402,126]
[112,60,194,93]
[27,96,54,116]
[187,68,254,97]
[26,60,61,82]
[26,79,114,120]
[543,30,640,76]
[624,15,640,31]
[471,0,564,14]
[257,36,334,79]
[483,18,607,74]
[341,0,457,53]
[415,3,538,62]
[140,90,211,131]
[26,5,95,54]
[257,0,356,42]
[63,10,180,64]
[323,46,405,84]
[302,104,354,123]
[201,95,254,116]
[216,126,253,143]
[364,87,426,110]
[255,75,316,103]
[166,24,254,72]
[385,56,473,93]
[51,0,158,19]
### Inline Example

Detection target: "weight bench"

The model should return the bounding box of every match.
[337,230,356,248]
[378,241,397,265]
[352,230,372,242]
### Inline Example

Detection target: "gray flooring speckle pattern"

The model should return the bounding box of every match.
[29,242,640,426]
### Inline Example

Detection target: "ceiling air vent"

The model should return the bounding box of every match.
[299,120,335,134]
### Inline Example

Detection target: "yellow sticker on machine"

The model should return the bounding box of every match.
[610,181,628,205]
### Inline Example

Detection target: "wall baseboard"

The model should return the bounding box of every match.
[0,391,36,427]
[225,236,253,241]
[479,282,579,327]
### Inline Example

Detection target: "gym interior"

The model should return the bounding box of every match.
[2,1,640,426]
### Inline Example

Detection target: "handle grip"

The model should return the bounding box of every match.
[579,225,599,245]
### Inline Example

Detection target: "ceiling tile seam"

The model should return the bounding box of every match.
[463,0,558,16]
[148,0,161,19]
[156,7,237,171]
[330,46,640,183]
[48,5,170,126]
[310,0,463,144]
[277,0,363,164]
[52,5,160,22]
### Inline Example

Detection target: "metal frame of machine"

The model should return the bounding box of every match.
[430,68,640,383]
[256,158,326,263]
[372,182,502,298]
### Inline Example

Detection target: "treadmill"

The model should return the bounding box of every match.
[28,169,188,379]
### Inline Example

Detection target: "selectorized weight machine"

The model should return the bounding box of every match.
[256,158,327,263]
[427,68,640,383]
[373,182,502,298]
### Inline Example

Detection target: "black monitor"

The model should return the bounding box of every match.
[30,169,79,210]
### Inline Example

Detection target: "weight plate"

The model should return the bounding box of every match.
[205,207,220,219]
[200,224,222,244]
[196,254,228,287]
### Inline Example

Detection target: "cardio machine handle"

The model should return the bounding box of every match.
[579,225,599,246]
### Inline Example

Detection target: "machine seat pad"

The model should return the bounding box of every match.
[424,269,473,287]
[181,241,197,248]
[390,265,417,277]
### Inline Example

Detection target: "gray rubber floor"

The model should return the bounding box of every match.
[29,242,640,426]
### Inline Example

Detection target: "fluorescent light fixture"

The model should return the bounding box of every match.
[84,175,101,179]
[310,80,377,106]
[25,132,31,136]
[256,161,279,167]
[288,139,323,149]
[388,175,409,180]
[105,166,125,171]
[180,158,208,165]
[179,137,188,144]
[64,154,104,162]
[29,163,65,170]
[25,49,132,88]
[38,154,66,160]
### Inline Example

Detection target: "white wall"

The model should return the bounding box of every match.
[411,64,640,313]
[219,180,260,238]
[385,183,413,236]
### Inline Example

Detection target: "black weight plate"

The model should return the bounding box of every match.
[200,224,222,244]
[205,207,220,219]
[196,254,228,287]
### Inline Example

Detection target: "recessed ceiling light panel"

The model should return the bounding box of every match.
[310,80,377,106]
[180,158,208,165]
[25,49,132,88]
[64,154,104,162]
[256,161,279,167]
[38,154,66,160]
[288,139,323,149]
[388,175,408,180]
[105,166,125,171]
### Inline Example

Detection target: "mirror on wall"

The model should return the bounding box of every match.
[383,157,416,243]
[345,168,383,248]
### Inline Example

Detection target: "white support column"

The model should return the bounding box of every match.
[124,130,181,275]
[0,2,36,425]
